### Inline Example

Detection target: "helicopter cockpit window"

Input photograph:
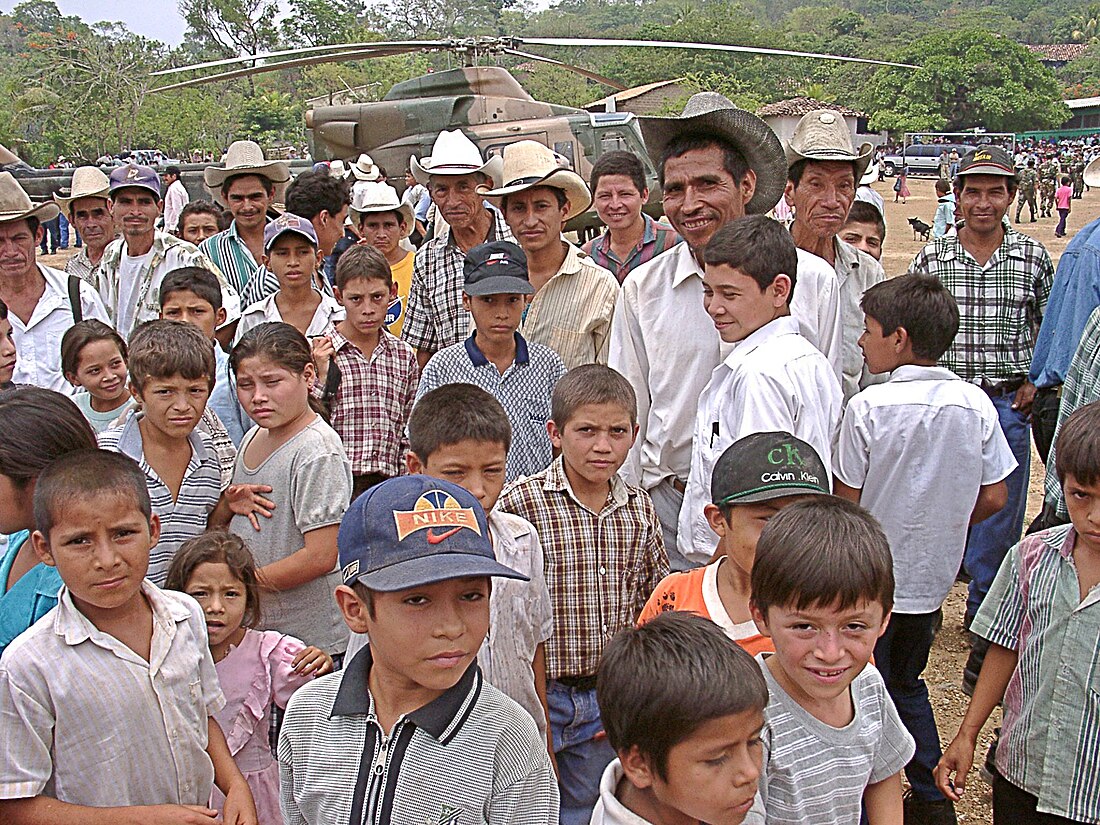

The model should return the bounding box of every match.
[600,132,627,153]
[553,141,576,170]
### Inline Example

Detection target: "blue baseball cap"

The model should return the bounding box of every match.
[109,164,161,198]
[263,212,319,251]
[338,475,528,592]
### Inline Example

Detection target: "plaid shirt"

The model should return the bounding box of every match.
[582,214,682,284]
[400,209,515,353]
[200,221,262,295]
[497,457,669,679]
[64,247,100,286]
[310,325,419,477]
[907,226,1054,381]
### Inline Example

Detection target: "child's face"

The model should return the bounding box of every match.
[707,496,808,578]
[462,293,525,348]
[134,373,210,440]
[161,290,226,341]
[234,355,314,429]
[358,213,405,257]
[857,315,904,375]
[184,561,248,651]
[703,263,789,344]
[263,235,323,288]
[0,472,33,534]
[70,339,129,405]
[180,213,221,246]
[838,221,883,261]
[410,439,508,513]
[0,316,15,384]
[336,276,395,340]
[549,402,638,488]
[1064,473,1100,555]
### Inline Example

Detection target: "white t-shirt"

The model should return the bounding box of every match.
[117,250,153,340]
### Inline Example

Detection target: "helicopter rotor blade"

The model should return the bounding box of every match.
[501,48,627,90]
[151,40,450,77]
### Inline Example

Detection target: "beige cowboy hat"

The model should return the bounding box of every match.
[477,140,592,221]
[784,110,874,184]
[53,166,111,214]
[0,171,59,224]
[639,92,786,215]
[1085,156,1100,188]
[350,182,415,238]
[329,158,348,178]
[859,157,880,187]
[410,130,503,188]
[349,153,383,182]
[203,140,291,200]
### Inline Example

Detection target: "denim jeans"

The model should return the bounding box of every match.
[547,680,616,825]
[1056,208,1069,236]
[58,212,70,249]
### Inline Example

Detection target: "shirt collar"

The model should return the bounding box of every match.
[116,412,207,468]
[937,219,1025,264]
[834,237,861,272]
[721,315,800,367]
[670,242,704,288]
[328,323,393,357]
[54,579,189,647]
[464,331,529,367]
[541,455,631,511]
[887,364,959,383]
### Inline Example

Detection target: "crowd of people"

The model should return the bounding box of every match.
[0,93,1099,825]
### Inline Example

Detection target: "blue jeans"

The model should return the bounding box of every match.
[547,680,616,825]
[874,610,943,801]
[1056,208,1069,236]
[58,212,70,249]
[965,393,1030,620]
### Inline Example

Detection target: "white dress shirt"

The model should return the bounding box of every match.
[234,290,345,343]
[163,179,190,232]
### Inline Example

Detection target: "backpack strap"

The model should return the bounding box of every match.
[67,274,83,324]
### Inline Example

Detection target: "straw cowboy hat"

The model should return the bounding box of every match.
[785,110,874,184]
[204,140,291,200]
[53,166,111,214]
[350,182,415,239]
[328,159,348,178]
[410,130,503,188]
[639,92,786,215]
[859,158,880,187]
[349,153,383,182]
[0,171,59,224]
[477,140,592,221]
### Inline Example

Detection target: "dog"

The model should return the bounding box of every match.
[908,217,931,241]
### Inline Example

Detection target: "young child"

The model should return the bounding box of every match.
[230,321,352,659]
[178,200,227,247]
[1055,175,1073,238]
[679,214,842,566]
[593,611,768,825]
[640,431,830,654]
[932,179,956,239]
[935,401,1100,824]
[498,363,669,825]
[0,298,17,388]
[234,213,344,343]
[840,200,886,261]
[0,448,257,824]
[165,530,333,825]
[833,273,1017,823]
[417,240,566,482]
[349,181,415,336]
[278,475,558,823]
[310,244,419,500]
[60,320,132,432]
[750,497,915,825]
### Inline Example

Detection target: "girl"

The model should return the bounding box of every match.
[61,320,133,432]
[230,322,352,660]
[894,163,910,204]
[166,530,332,825]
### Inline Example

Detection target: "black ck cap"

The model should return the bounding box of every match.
[711,431,830,506]
[463,241,534,296]
[956,146,1016,178]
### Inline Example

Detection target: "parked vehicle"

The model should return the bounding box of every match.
[882,143,971,177]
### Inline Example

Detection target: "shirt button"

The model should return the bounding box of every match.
[374,765,383,775]
[602,623,608,632]
[599,566,606,576]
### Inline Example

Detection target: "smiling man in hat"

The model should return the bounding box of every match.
[53,166,115,285]
[351,181,416,336]
[480,140,618,368]
[402,130,512,369]
[0,171,109,392]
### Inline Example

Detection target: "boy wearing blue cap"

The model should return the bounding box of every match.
[277,475,559,825]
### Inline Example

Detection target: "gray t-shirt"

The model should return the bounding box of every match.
[230,417,351,654]
[757,654,915,825]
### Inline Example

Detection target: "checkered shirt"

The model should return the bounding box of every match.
[907,226,1054,381]
[64,247,99,286]
[309,325,419,477]
[497,457,669,679]
[584,214,683,284]
[400,209,515,353]
[200,221,261,295]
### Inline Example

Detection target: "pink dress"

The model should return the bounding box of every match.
[211,629,313,824]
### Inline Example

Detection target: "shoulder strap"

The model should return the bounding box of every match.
[67,274,82,324]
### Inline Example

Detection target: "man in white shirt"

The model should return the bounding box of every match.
[161,166,189,233]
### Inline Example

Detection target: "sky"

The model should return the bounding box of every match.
[0,0,189,45]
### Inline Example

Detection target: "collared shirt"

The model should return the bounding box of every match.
[679,315,842,564]
[0,531,62,658]
[417,332,566,482]
[240,264,333,307]
[933,196,956,238]
[233,290,345,344]
[209,345,248,446]
[0,583,224,807]
[278,648,559,825]
[64,247,101,286]
[98,413,224,586]
[835,365,1017,613]
[8,263,110,393]
[583,214,683,284]
[972,525,1100,822]
[497,457,669,679]
[401,209,515,353]
[831,237,888,400]
[609,243,841,490]
[198,405,238,489]
[907,226,1054,382]
[163,179,189,232]
[199,221,262,295]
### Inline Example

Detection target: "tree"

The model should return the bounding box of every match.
[281,0,366,47]
[178,0,279,59]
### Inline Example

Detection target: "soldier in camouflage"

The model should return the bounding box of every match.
[1072,158,1087,199]
[1014,159,1038,223]
[1039,155,1057,219]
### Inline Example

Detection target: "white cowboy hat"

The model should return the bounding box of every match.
[0,171,59,225]
[349,182,415,239]
[53,166,111,214]
[329,159,348,178]
[349,153,383,182]
[410,130,503,188]
[1085,156,1100,188]
[203,140,291,199]
[477,140,592,221]
[859,156,879,187]
[784,110,874,184]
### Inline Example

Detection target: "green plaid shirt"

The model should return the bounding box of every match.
[907,226,1054,382]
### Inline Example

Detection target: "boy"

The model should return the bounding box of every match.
[498,363,669,825]
[310,244,419,500]
[0,298,15,388]
[750,497,915,825]
[416,240,566,482]
[0,449,257,824]
[935,402,1100,824]
[1055,175,1072,237]
[932,179,956,239]
[177,200,227,247]
[278,475,558,824]
[234,213,344,343]
[833,273,1016,824]
[593,611,767,825]
[349,181,415,336]
[679,214,842,566]
[840,200,886,261]
[640,431,830,654]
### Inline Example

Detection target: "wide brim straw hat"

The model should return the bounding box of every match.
[0,171,59,224]
[784,110,874,184]
[476,140,592,221]
[204,140,291,203]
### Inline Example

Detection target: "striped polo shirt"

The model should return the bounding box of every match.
[200,221,263,295]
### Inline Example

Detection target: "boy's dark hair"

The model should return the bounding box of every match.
[408,383,512,460]
[221,174,275,201]
[860,274,959,361]
[335,243,393,291]
[590,150,647,196]
[659,133,748,189]
[60,320,127,378]
[178,200,229,232]
[751,497,894,616]
[935,179,950,195]
[165,165,182,178]
[845,201,886,241]
[703,215,798,298]
[127,319,216,393]
[0,386,96,486]
[285,169,351,222]
[33,448,152,537]
[551,364,637,427]
[1055,401,1100,486]
[165,530,264,629]
[597,612,768,780]
[158,266,223,310]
